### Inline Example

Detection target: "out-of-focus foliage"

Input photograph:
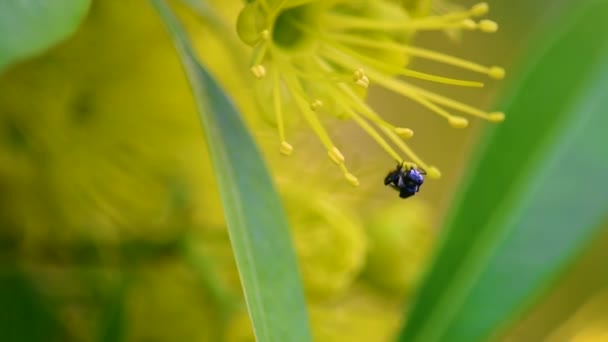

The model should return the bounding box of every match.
[399,1,608,341]
[363,200,434,298]
[544,290,608,342]
[0,1,226,340]
[0,0,91,71]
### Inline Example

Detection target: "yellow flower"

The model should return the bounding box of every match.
[0,2,224,247]
[236,0,505,185]
[126,261,222,341]
[283,185,367,299]
[362,199,434,298]
[308,284,403,342]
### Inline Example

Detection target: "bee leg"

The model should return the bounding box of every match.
[384,174,392,185]
[385,172,400,185]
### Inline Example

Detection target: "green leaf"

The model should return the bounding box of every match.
[0,0,91,71]
[398,2,608,342]
[97,278,129,342]
[149,1,311,341]
[0,270,61,341]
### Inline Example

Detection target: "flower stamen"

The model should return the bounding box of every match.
[478,19,498,33]
[310,99,323,111]
[353,68,370,88]
[272,70,292,155]
[333,42,485,87]
[282,73,357,184]
[323,2,495,33]
[320,45,469,127]
[318,57,428,172]
[344,106,404,162]
[326,33,505,80]
[334,81,414,140]
[317,57,417,144]
[321,43,501,124]
[405,82,505,122]
[238,0,504,184]
[251,65,267,79]
[250,39,269,79]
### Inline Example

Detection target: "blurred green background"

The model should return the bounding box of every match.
[1,0,607,341]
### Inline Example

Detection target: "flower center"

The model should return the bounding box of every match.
[272,4,319,52]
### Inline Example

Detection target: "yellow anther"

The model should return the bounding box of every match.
[471,3,489,17]
[280,141,293,155]
[250,65,266,79]
[462,19,478,31]
[479,20,498,33]
[310,99,323,111]
[344,172,360,187]
[353,68,370,88]
[427,166,442,179]
[448,116,469,128]
[488,66,505,79]
[395,127,414,139]
[487,112,505,122]
[354,68,365,80]
[260,29,270,41]
[328,146,345,165]
[356,75,369,88]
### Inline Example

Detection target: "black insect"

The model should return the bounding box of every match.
[384,162,425,199]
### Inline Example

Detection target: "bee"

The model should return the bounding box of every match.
[384,162,425,199]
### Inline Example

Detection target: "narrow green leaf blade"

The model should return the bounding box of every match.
[97,279,128,342]
[399,2,608,342]
[0,0,91,71]
[149,1,311,341]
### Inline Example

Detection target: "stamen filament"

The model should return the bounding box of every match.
[406,82,501,120]
[426,3,488,22]
[322,44,501,122]
[401,46,505,79]
[314,58,428,169]
[321,45,470,125]
[315,57,413,136]
[331,42,483,87]
[325,12,481,31]
[376,74,471,127]
[283,75,334,149]
[327,32,504,79]
[290,63,353,83]
[251,40,268,67]
[400,69,484,87]
[337,81,412,135]
[282,71,358,183]
[273,70,290,152]
[343,106,403,162]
